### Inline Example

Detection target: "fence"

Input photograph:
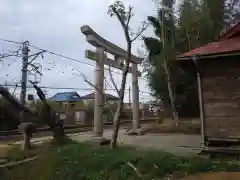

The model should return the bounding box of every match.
[56,106,156,126]
[0,118,157,137]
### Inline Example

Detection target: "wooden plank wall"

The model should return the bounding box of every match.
[202,60,240,138]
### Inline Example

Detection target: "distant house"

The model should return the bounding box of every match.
[49,91,84,109]
[81,92,119,105]
[48,92,85,125]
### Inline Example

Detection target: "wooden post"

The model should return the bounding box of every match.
[93,47,105,137]
[131,63,140,130]
[193,57,205,146]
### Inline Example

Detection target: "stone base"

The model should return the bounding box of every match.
[125,128,146,136]
[86,136,110,146]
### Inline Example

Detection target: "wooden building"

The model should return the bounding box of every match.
[177,22,240,152]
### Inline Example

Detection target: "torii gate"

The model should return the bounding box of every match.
[81,25,143,143]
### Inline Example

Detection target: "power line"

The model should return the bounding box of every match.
[4,84,109,91]
[0,38,147,80]
[0,38,96,66]
[3,84,151,94]
[30,44,97,67]
[0,38,152,97]
[0,38,24,45]
[29,43,147,80]
[29,44,129,76]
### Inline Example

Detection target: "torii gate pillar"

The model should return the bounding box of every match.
[131,63,140,130]
[93,47,104,137]
[88,47,110,145]
[127,63,145,135]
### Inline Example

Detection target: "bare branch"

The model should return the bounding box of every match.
[112,6,127,29]
[75,70,104,97]
[112,6,131,42]
[29,80,66,141]
[126,6,133,27]
[108,65,120,96]
[29,80,47,103]
[131,22,149,42]
[0,85,35,115]
[12,83,19,95]
[74,70,116,119]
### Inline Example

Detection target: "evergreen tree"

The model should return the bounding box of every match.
[144,0,239,117]
[201,0,226,40]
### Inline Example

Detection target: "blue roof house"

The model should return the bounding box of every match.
[49,91,84,109]
[49,92,82,102]
[49,92,85,125]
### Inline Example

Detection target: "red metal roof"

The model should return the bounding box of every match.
[220,22,240,40]
[179,38,240,57]
[178,22,240,58]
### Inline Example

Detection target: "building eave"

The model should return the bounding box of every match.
[177,51,240,61]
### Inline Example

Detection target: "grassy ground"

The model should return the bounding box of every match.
[1,140,240,180]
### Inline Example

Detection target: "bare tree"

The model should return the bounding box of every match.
[29,81,66,144]
[74,70,117,119]
[108,0,148,148]
[0,84,66,149]
[0,85,37,150]
[107,66,120,96]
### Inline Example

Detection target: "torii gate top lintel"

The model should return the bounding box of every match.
[81,25,143,64]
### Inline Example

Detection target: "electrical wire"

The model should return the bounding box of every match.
[0,38,147,80]
[0,36,149,101]
[3,84,151,94]
[0,38,24,45]
[0,39,153,100]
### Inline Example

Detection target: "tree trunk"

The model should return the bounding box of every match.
[0,84,66,146]
[52,122,66,144]
[111,103,124,148]
[164,61,179,127]
[111,43,131,148]
[30,82,66,143]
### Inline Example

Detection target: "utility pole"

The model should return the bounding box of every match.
[20,41,29,122]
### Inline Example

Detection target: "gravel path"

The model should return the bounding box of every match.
[4,127,202,157]
[71,129,202,156]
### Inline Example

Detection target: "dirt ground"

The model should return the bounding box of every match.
[176,172,240,180]
[5,126,202,157]
[0,144,11,163]
[71,129,202,156]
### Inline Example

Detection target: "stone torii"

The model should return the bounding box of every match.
[81,25,143,144]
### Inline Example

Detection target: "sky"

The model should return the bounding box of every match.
[0,0,157,103]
